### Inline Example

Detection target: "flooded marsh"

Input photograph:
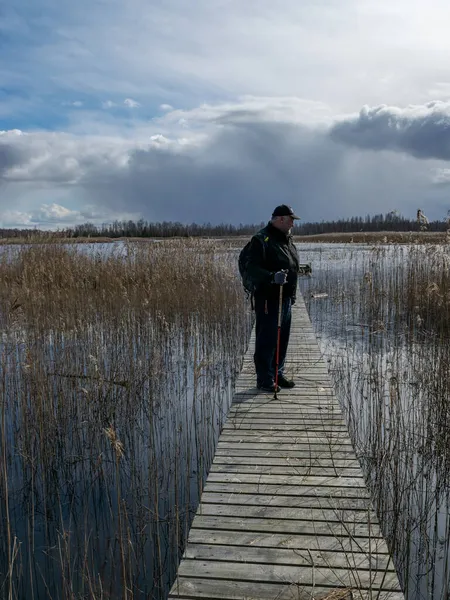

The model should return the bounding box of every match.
[1,239,450,599]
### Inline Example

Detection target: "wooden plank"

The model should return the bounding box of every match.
[187,529,388,553]
[238,370,329,377]
[215,452,357,461]
[233,393,334,400]
[198,503,378,524]
[230,407,342,414]
[207,473,366,487]
[220,429,351,438]
[241,354,323,360]
[190,516,383,540]
[219,434,353,445]
[228,417,346,426]
[169,577,405,600]
[176,560,400,590]
[226,415,346,423]
[215,443,359,467]
[200,492,371,510]
[203,482,370,499]
[236,377,331,385]
[216,435,355,450]
[229,406,343,415]
[233,393,335,401]
[232,398,339,406]
[239,366,327,372]
[210,465,363,477]
[212,458,360,469]
[229,404,341,412]
[227,422,347,431]
[223,423,348,432]
[228,413,344,420]
[223,420,347,434]
[184,543,395,572]
[214,452,359,464]
[233,386,335,392]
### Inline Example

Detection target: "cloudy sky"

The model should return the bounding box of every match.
[2,0,450,229]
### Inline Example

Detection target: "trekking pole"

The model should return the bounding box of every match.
[274,282,284,400]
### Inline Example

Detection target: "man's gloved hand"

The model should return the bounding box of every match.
[274,270,288,285]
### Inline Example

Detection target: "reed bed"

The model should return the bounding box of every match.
[301,242,450,600]
[0,239,251,600]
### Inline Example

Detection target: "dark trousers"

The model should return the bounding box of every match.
[254,293,292,386]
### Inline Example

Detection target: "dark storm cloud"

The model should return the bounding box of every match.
[78,120,434,224]
[330,101,450,161]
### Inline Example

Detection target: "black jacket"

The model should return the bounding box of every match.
[246,222,300,302]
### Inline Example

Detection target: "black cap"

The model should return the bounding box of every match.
[272,204,301,219]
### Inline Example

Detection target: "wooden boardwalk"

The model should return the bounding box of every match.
[169,295,404,600]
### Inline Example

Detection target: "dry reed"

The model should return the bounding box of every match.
[0,239,251,599]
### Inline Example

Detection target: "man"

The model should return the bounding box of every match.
[246,204,301,393]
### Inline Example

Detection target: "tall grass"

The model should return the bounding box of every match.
[0,239,251,599]
[301,243,450,599]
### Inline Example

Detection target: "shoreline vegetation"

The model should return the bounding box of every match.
[1,230,450,244]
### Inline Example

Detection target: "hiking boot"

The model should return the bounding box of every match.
[257,382,281,393]
[277,375,295,388]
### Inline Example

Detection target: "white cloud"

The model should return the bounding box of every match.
[432,168,450,185]
[160,104,174,111]
[0,129,24,136]
[1,203,140,229]
[102,100,116,109]
[1,204,80,227]
[124,98,140,108]
[37,203,79,222]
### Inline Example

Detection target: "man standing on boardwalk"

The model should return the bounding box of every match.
[246,204,301,393]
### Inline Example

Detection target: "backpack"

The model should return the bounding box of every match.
[238,233,268,297]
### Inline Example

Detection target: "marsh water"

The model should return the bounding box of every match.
[1,241,450,599]
[299,243,450,600]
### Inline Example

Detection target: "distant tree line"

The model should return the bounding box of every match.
[1,211,449,239]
